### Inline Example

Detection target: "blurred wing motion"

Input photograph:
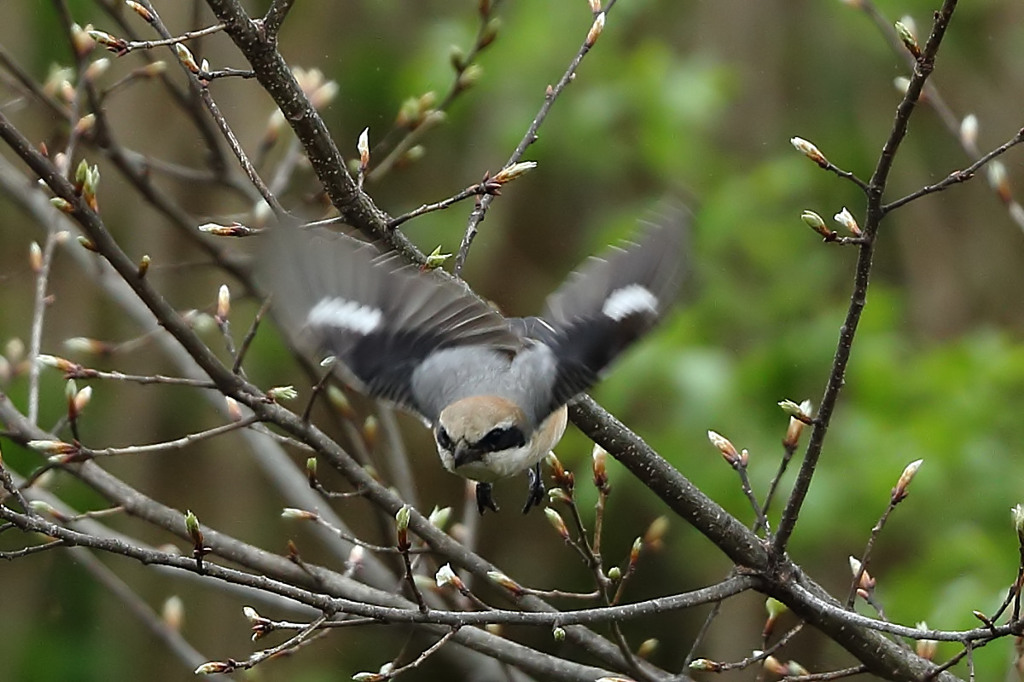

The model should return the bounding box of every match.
[264,228,522,421]
[517,208,687,422]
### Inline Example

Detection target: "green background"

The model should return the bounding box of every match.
[2,0,1024,679]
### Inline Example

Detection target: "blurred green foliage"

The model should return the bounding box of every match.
[2,0,1024,680]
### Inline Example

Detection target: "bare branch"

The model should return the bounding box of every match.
[455,1,619,275]
[772,0,960,556]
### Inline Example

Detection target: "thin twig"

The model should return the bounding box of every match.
[196,86,286,218]
[0,538,66,559]
[851,0,1024,231]
[115,24,227,55]
[247,612,377,639]
[682,600,722,672]
[883,127,1024,213]
[99,0,233,177]
[367,0,503,184]
[233,297,272,374]
[70,415,260,459]
[845,506,897,609]
[196,614,330,674]
[454,1,618,275]
[782,665,868,681]
[304,510,425,554]
[762,445,797,520]
[397,521,429,614]
[555,489,650,681]
[0,43,69,120]
[772,0,960,556]
[820,160,871,192]
[520,586,601,601]
[0,448,33,513]
[27,230,63,425]
[734,459,770,536]
[378,627,460,680]
[387,183,491,229]
[64,366,218,389]
[695,623,805,673]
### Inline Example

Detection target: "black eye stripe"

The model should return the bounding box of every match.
[478,426,526,453]
[436,427,454,451]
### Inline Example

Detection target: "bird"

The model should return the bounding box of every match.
[264,209,686,514]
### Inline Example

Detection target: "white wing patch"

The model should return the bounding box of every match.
[601,284,658,321]
[308,297,383,334]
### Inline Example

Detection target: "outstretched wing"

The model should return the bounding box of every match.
[263,227,523,421]
[522,208,687,422]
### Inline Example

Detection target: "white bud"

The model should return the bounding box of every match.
[216,284,230,320]
[357,127,370,167]
[174,43,199,73]
[833,207,861,236]
[162,595,184,631]
[493,161,537,184]
[790,136,827,165]
[435,563,458,588]
[959,114,978,148]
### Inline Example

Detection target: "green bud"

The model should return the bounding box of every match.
[894,21,920,57]
[65,379,78,401]
[75,159,89,186]
[267,385,298,401]
[50,197,73,213]
[424,245,452,269]
[777,399,806,419]
[766,597,787,620]
[395,505,411,532]
[457,64,483,90]
[184,510,202,545]
[428,505,451,530]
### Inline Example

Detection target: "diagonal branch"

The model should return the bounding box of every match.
[772,0,960,556]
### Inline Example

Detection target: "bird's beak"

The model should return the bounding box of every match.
[453,442,482,468]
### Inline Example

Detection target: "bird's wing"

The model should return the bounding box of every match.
[264,227,523,421]
[523,208,687,422]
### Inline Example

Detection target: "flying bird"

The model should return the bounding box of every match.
[266,211,685,514]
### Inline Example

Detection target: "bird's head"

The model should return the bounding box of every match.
[434,396,531,482]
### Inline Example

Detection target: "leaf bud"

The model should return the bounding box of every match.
[790,136,828,167]
[800,210,832,238]
[833,207,862,236]
[544,508,570,540]
[585,12,605,47]
[267,385,298,402]
[894,20,921,58]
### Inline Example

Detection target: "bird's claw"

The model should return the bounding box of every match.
[476,482,500,515]
[521,463,545,514]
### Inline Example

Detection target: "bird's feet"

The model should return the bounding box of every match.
[521,463,545,514]
[476,482,499,515]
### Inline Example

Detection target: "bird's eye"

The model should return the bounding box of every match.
[435,426,454,451]
[478,425,526,453]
